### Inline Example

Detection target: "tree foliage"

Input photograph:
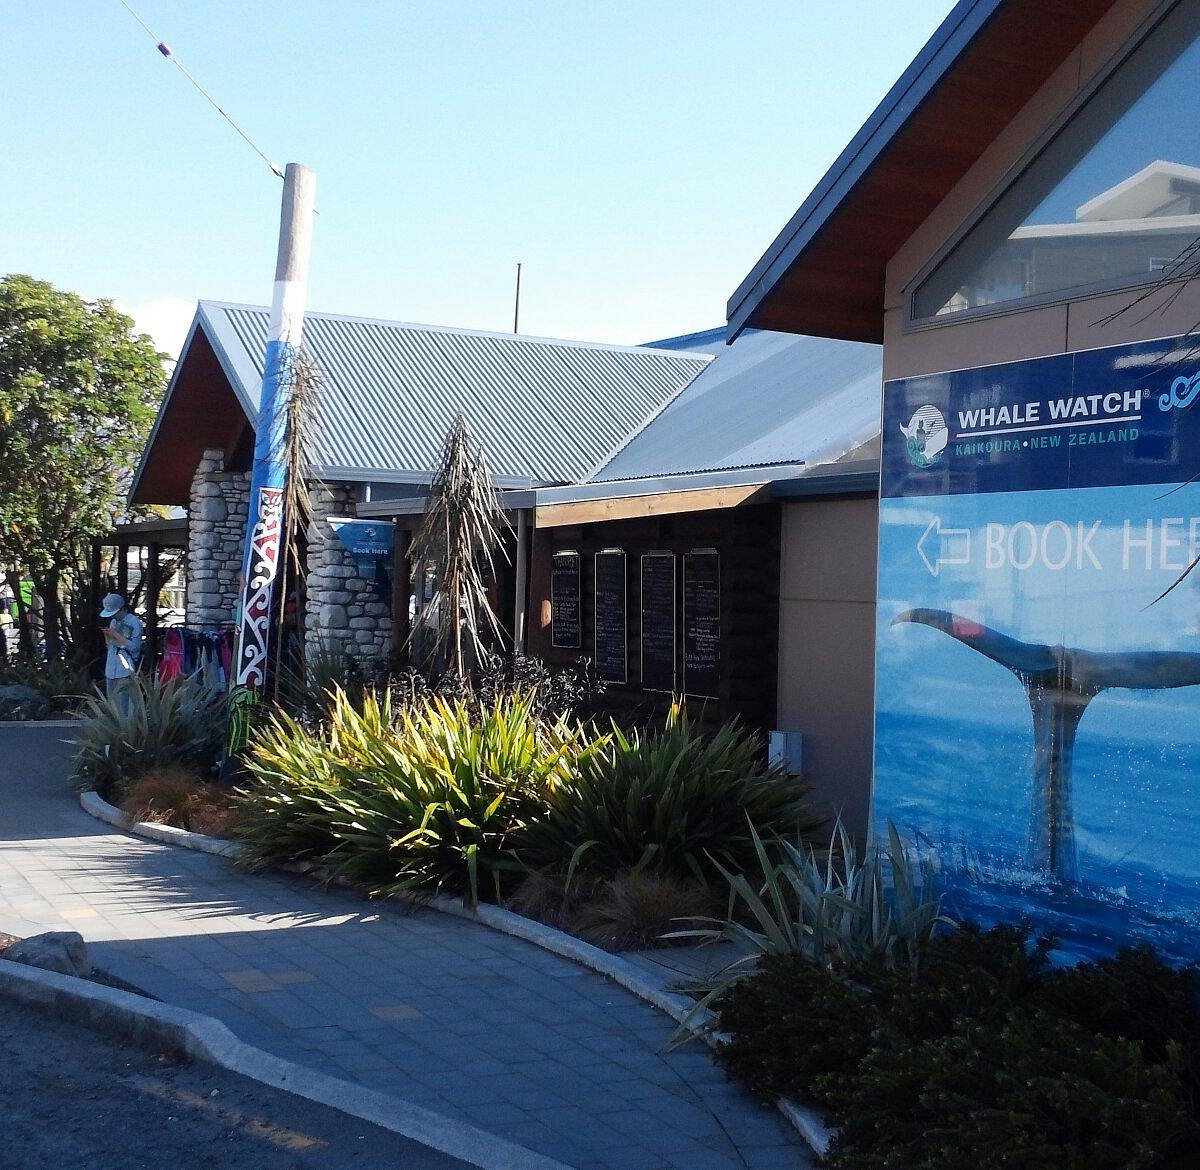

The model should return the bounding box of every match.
[0,274,166,656]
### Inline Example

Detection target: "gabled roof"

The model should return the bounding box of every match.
[727,0,1123,342]
[586,329,883,484]
[132,301,710,505]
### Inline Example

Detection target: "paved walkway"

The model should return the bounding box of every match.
[0,724,811,1170]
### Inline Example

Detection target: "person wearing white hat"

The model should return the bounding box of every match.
[101,593,143,714]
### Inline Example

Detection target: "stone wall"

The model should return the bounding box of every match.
[187,448,249,628]
[304,483,393,666]
[184,453,392,663]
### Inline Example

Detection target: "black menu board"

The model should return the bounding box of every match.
[683,549,720,698]
[640,552,676,693]
[551,550,581,648]
[594,550,627,684]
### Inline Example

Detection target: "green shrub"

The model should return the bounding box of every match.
[713,923,1044,1106]
[825,1008,1200,1170]
[238,688,605,905]
[0,655,92,716]
[715,953,872,1103]
[520,702,819,885]
[278,640,371,721]
[1041,946,1200,1110]
[711,922,1200,1169]
[73,674,226,797]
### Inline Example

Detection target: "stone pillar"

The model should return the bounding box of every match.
[186,448,250,629]
[304,483,393,666]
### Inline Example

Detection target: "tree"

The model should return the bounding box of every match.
[409,413,511,681]
[0,274,167,659]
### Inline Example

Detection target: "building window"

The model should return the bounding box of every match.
[913,0,1200,322]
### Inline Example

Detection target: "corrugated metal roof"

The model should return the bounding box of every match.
[199,302,710,487]
[586,328,883,484]
[638,327,726,354]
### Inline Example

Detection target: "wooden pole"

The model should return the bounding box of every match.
[116,542,129,601]
[391,524,412,664]
[144,541,162,673]
[513,509,529,655]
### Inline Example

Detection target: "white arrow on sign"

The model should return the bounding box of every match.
[917,516,971,577]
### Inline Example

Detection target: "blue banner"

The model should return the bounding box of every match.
[329,519,394,596]
[882,335,1200,498]
[875,333,1200,963]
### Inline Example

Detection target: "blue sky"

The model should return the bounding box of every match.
[2,2,956,355]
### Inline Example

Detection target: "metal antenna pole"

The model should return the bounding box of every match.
[513,262,522,334]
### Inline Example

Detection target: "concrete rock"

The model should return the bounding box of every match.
[198,497,228,522]
[3,931,91,978]
[319,605,348,630]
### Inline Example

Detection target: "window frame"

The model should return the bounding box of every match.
[905,0,1191,332]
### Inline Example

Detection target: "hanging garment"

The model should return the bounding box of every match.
[158,629,185,684]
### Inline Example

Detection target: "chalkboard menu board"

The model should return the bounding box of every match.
[551,550,581,648]
[683,549,720,698]
[594,550,627,684]
[640,552,676,693]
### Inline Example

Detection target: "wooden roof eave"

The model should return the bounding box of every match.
[727,0,1124,342]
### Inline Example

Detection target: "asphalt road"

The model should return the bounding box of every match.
[0,1000,475,1170]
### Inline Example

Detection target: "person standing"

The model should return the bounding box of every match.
[101,593,143,715]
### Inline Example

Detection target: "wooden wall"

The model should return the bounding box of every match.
[527,504,781,731]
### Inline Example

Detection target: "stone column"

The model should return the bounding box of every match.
[186,448,251,629]
[304,483,393,666]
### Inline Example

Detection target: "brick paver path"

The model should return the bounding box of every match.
[0,724,812,1170]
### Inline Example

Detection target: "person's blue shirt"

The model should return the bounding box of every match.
[105,612,144,679]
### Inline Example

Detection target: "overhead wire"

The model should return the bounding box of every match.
[116,0,285,181]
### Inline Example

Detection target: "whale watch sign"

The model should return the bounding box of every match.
[875,335,1200,963]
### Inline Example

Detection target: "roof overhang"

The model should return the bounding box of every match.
[130,307,255,507]
[726,0,1122,343]
[99,517,190,547]
[503,464,804,528]
[770,459,879,499]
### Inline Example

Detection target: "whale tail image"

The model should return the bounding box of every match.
[893,608,1200,882]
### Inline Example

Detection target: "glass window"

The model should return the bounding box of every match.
[913,0,1200,321]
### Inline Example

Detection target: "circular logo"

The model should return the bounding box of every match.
[900,405,948,469]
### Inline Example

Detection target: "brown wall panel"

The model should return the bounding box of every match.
[776,496,879,842]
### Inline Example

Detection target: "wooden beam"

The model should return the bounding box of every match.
[144,542,161,673]
[391,524,412,662]
[535,484,769,529]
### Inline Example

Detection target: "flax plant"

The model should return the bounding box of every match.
[668,819,951,1045]
[272,347,321,707]
[674,820,950,997]
[409,413,511,681]
[238,688,606,905]
[74,673,227,797]
[520,702,821,887]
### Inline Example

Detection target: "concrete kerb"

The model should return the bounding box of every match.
[78,788,834,1158]
[0,719,86,728]
[81,789,243,858]
[0,959,570,1170]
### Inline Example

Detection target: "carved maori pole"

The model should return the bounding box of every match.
[228,163,316,753]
